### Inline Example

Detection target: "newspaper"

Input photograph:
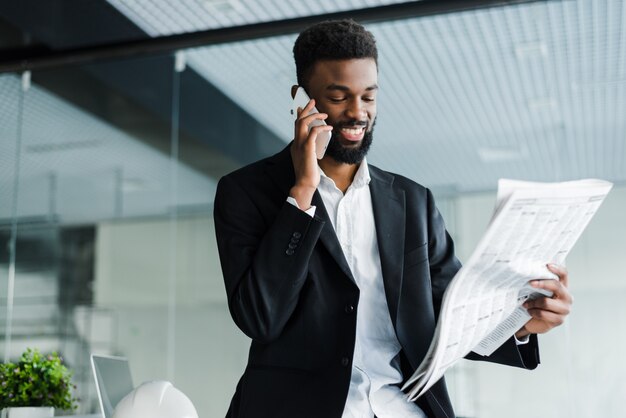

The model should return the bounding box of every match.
[402,178,613,401]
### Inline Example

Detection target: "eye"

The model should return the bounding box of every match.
[362,97,375,102]
[328,97,346,103]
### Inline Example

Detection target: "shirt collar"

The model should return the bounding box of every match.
[319,158,371,190]
[352,158,371,188]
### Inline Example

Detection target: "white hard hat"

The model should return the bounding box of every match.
[112,380,198,418]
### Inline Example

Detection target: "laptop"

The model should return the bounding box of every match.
[90,355,135,418]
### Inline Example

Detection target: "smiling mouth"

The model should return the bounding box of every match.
[339,125,366,142]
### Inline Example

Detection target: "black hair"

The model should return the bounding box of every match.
[293,19,378,88]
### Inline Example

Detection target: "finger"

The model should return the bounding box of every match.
[530,279,572,302]
[305,125,333,146]
[547,263,569,287]
[295,114,328,145]
[299,112,328,128]
[526,308,566,327]
[296,99,316,119]
[524,297,571,315]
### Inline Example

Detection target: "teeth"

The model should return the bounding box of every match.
[342,127,364,135]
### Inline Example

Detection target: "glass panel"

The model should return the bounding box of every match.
[1,52,186,414]
[173,45,274,416]
[0,73,23,363]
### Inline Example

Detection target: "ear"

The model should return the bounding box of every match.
[291,85,299,99]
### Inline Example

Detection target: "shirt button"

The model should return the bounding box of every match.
[344,304,355,314]
[341,357,350,367]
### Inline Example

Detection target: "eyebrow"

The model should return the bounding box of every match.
[326,83,379,92]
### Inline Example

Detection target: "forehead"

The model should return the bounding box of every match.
[308,58,378,90]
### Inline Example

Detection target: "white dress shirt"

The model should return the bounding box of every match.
[289,159,426,418]
[286,160,529,417]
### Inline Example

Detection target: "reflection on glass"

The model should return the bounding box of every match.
[1,72,27,364]
[0,52,201,414]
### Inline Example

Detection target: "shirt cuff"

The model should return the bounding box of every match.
[514,334,530,345]
[286,196,316,218]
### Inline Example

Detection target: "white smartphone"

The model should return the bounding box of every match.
[292,86,331,159]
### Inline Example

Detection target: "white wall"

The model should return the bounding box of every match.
[94,215,249,417]
[93,184,626,418]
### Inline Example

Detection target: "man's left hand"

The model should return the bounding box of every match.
[515,263,573,339]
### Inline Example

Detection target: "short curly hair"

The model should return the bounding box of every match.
[293,19,378,88]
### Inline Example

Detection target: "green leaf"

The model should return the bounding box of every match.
[0,348,77,410]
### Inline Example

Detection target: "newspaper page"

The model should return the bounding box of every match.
[402,178,613,401]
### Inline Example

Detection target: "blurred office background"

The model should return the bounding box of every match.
[0,0,624,416]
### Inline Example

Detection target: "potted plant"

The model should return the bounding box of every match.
[0,348,78,418]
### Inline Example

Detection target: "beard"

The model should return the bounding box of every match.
[325,120,375,165]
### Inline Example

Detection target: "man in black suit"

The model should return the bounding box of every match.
[214,20,572,418]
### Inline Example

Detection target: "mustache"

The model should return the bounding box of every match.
[334,120,368,128]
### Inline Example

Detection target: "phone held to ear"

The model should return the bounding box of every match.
[292,87,331,159]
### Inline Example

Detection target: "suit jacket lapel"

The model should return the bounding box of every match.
[265,144,356,285]
[369,166,406,327]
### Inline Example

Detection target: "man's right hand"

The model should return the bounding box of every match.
[289,98,333,210]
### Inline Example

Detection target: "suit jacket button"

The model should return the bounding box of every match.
[344,304,355,314]
[288,242,298,249]
[286,249,295,255]
[341,357,350,367]
[292,232,302,239]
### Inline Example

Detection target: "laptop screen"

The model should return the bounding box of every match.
[91,355,134,418]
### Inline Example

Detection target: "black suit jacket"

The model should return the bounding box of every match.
[214,145,540,418]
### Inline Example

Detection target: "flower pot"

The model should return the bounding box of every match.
[1,407,54,418]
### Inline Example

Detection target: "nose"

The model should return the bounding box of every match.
[344,98,367,121]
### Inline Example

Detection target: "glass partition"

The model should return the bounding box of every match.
[1,73,24,365]
[0,43,281,415]
[1,52,183,414]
